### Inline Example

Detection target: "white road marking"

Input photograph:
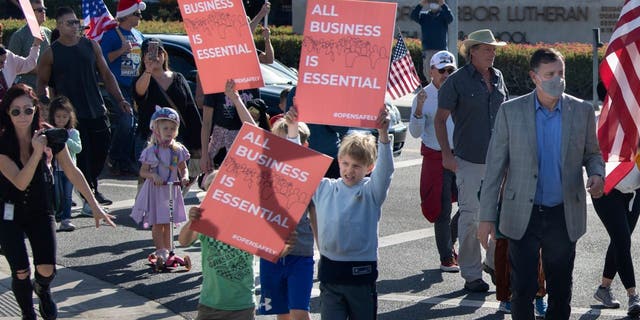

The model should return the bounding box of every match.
[395,158,422,169]
[100,182,138,189]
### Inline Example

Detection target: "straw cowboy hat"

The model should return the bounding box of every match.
[460,29,506,58]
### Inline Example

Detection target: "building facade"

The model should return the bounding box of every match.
[293,0,621,44]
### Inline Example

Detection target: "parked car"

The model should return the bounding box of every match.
[348,100,407,157]
[102,33,406,156]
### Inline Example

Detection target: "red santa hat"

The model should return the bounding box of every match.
[116,0,146,19]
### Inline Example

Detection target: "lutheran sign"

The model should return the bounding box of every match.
[293,0,622,44]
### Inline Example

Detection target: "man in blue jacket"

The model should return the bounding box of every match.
[411,0,453,82]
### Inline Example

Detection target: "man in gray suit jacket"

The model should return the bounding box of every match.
[478,48,605,319]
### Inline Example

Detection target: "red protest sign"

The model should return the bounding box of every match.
[177,0,263,93]
[296,0,397,128]
[18,0,43,40]
[192,123,332,262]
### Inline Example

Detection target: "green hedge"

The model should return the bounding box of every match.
[1,19,606,99]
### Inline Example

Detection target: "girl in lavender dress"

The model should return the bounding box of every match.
[131,107,190,263]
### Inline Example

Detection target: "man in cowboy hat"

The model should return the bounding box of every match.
[433,29,509,292]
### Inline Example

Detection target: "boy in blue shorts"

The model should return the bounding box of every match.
[258,118,316,319]
[285,106,394,319]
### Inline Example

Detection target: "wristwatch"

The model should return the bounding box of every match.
[413,113,424,119]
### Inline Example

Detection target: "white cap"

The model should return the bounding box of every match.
[430,50,457,70]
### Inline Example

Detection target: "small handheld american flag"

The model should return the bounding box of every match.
[82,0,117,41]
[386,33,421,100]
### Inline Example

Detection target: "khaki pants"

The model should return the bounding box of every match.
[455,157,485,282]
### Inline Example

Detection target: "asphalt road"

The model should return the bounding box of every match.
[52,125,639,320]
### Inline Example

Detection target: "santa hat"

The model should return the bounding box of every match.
[116,0,146,19]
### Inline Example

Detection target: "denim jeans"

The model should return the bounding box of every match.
[108,85,135,168]
[54,170,73,221]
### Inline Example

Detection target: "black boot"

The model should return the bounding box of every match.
[33,271,57,320]
[11,276,36,320]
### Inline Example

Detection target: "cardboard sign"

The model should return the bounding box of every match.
[192,123,332,262]
[177,0,263,93]
[18,0,43,40]
[296,0,396,128]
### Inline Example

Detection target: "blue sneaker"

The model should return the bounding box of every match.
[498,301,511,313]
[535,296,547,318]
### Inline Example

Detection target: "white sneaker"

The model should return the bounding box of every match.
[58,220,76,232]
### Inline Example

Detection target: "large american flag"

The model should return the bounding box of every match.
[597,0,640,162]
[386,33,421,100]
[82,0,117,41]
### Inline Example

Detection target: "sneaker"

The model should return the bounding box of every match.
[535,296,547,318]
[464,278,489,292]
[594,286,621,308]
[58,220,76,232]
[94,191,113,205]
[498,301,511,313]
[483,262,496,285]
[80,201,93,217]
[440,257,460,273]
[33,279,57,320]
[629,294,640,316]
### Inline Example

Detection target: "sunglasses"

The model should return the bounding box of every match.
[34,7,46,13]
[65,19,81,26]
[438,68,456,74]
[10,107,35,117]
[132,11,142,17]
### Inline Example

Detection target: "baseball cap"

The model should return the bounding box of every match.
[430,51,457,70]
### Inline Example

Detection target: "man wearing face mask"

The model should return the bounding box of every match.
[410,0,453,83]
[477,48,605,319]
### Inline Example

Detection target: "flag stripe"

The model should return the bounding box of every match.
[83,0,117,41]
[598,0,640,164]
[386,34,420,100]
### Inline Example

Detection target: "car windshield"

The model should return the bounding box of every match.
[260,63,297,86]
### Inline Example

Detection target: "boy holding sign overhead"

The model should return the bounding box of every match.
[285,105,394,319]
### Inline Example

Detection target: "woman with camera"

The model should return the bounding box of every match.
[0,84,116,320]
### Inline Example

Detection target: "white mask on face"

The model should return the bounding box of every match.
[429,3,440,10]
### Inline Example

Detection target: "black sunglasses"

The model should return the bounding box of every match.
[65,19,81,26]
[132,11,142,17]
[10,107,35,117]
[438,68,456,74]
[34,7,46,13]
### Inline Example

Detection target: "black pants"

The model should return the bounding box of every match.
[592,189,640,289]
[76,116,111,190]
[0,213,56,273]
[509,204,575,320]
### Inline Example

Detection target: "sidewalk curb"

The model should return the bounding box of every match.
[0,258,184,319]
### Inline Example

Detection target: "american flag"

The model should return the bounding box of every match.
[386,33,421,100]
[82,0,117,41]
[597,0,640,162]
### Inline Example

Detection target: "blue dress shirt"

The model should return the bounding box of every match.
[534,94,563,206]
